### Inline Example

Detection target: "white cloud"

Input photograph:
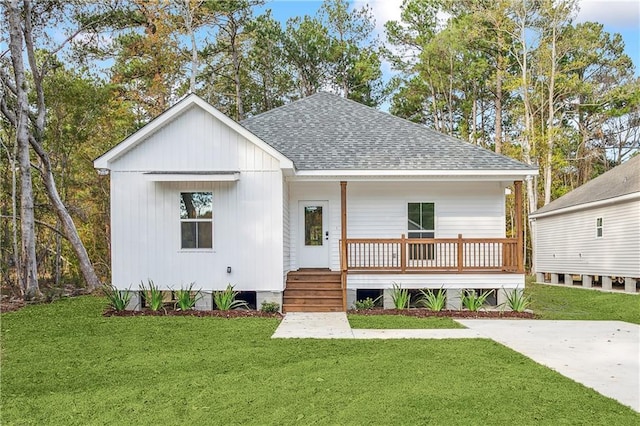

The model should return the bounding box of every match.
[576,0,640,27]
[354,0,403,33]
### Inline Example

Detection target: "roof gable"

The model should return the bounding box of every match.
[241,92,536,173]
[94,94,293,170]
[531,155,640,217]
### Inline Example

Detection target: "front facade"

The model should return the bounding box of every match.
[96,93,537,311]
[531,156,640,293]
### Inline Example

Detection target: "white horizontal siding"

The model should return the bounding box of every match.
[289,182,342,270]
[347,181,505,238]
[288,180,507,271]
[110,104,284,291]
[534,199,640,277]
[347,273,524,290]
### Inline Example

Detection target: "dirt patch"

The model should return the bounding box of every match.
[348,308,536,319]
[104,308,283,318]
[0,298,26,313]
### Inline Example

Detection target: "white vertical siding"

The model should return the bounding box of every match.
[111,106,242,172]
[534,199,640,277]
[288,180,507,271]
[110,105,284,291]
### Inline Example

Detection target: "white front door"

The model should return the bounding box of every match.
[298,201,329,268]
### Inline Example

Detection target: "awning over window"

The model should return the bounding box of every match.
[143,171,240,182]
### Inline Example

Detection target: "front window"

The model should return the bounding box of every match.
[180,192,213,249]
[596,217,603,238]
[408,202,435,260]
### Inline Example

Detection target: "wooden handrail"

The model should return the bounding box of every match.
[343,235,520,273]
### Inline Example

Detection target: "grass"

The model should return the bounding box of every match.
[348,315,464,329]
[527,281,640,324]
[2,296,638,424]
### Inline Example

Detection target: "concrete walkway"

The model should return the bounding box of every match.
[457,319,640,412]
[272,313,640,412]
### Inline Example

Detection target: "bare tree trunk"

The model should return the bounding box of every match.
[495,65,503,153]
[29,138,101,291]
[7,0,40,300]
[2,0,103,295]
[543,24,557,206]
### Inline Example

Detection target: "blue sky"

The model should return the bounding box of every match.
[260,0,640,77]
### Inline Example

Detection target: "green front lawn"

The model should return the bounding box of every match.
[348,315,464,329]
[2,296,638,424]
[527,282,640,324]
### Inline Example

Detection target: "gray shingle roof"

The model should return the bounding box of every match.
[532,155,640,216]
[241,92,535,171]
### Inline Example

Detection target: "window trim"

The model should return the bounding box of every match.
[595,217,603,239]
[407,202,436,261]
[407,201,436,238]
[179,191,214,250]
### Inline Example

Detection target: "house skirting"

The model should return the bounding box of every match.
[535,272,638,294]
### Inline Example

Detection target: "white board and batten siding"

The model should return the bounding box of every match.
[534,199,640,277]
[110,105,285,292]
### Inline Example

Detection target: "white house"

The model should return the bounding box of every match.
[531,155,640,293]
[94,93,537,311]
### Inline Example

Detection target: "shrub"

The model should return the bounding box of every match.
[214,284,249,310]
[260,301,280,313]
[461,289,493,311]
[501,287,531,312]
[418,288,446,311]
[174,283,201,311]
[103,284,132,311]
[390,282,410,310]
[355,296,381,310]
[140,280,164,311]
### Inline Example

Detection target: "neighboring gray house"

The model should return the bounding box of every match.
[531,155,640,293]
[95,92,537,312]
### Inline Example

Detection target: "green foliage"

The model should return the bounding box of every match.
[354,296,381,310]
[174,283,201,311]
[501,287,531,312]
[418,288,447,311]
[2,297,638,424]
[260,301,280,313]
[461,290,494,312]
[390,282,410,310]
[213,284,249,310]
[348,315,463,329]
[102,284,132,311]
[140,280,164,311]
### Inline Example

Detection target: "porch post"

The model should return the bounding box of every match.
[340,181,347,311]
[514,180,524,273]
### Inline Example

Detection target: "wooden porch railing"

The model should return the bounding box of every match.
[343,234,522,273]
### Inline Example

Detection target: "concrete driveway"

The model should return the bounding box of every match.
[457,320,640,412]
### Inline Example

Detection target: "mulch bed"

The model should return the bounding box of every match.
[103,308,283,318]
[104,307,534,319]
[347,308,536,319]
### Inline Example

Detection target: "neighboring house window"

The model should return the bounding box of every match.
[408,202,435,260]
[596,217,603,238]
[180,192,213,249]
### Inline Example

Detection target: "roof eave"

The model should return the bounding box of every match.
[289,168,538,181]
[530,191,640,219]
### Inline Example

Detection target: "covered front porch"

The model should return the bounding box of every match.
[284,179,525,312]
